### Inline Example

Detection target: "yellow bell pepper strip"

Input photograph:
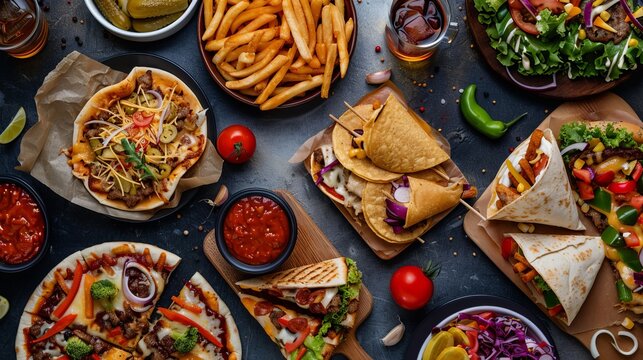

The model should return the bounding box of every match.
[52,261,83,319]
[594,17,618,33]
[505,160,531,191]
[157,307,223,348]
[284,326,310,354]
[84,274,95,319]
[31,313,77,343]
[624,6,643,22]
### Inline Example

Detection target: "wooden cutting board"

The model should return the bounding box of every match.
[203,189,373,359]
[465,0,634,100]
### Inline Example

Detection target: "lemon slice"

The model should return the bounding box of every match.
[0,107,26,144]
[0,296,9,320]
[422,331,455,360]
[447,327,470,347]
[436,346,469,360]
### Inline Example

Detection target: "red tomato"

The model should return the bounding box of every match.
[390,262,440,310]
[625,232,640,247]
[133,111,154,127]
[608,181,636,194]
[630,196,643,211]
[216,125,256,164]
[576,181,595,200]
[594,171,615,186]
[501,237,516,260]
[508,0,570,35]
[572,168,592,184]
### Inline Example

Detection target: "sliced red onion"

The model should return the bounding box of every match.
[587,167,596,181]
[560,142,588,156]
[384,218,400,225]
[506,68,558,91]
[639,250,643,270]
[386,199,408,220]
[518,0,538,18]
[315,160,339,185]
[463,184,471,191]
[585,1,594,28]
[84,120,120,128]
[402,175,409,187]
[102,123,133,147]
[392,225,404,234]
[122,261,156,312]
[157,105,170,142]
[394,187,411,203]
[391,181,400,189]
[146,90,163,109]
[634,271,643,286]
[620,0,643,32]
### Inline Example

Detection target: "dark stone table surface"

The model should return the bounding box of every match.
[2,0,642,359]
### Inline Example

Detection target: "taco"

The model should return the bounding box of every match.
[487,128,585,230]
[67,67,207,211]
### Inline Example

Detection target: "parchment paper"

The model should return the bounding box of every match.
[290,82,470,259]
[16,51,223,221]
[463,93,642,358]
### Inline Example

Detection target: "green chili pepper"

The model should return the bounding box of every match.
[601,226,625,247]
[617,205,639,226]
[588,188,611,213]
[543,290,560,308]
[616,280,633,302]
[617,248,643,272]
[459,84,527,139]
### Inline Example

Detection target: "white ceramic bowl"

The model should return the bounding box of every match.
[416,306,553,360]
[84,0,199,42]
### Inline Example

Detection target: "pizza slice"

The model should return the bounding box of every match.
[240,293,343,360]
[137,272,242,360]
[236,257,362,329]
[16,312,132,360]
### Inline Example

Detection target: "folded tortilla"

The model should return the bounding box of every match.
[506,233,604,325]
[487,129,585,230]
[362,94,449,173]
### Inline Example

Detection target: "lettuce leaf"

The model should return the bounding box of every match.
[474,0,507,24]
[559,122,641,150]
[319,258,362,336]
[536,9,567,39]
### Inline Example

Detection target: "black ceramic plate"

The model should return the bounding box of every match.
[101,53,216,223]
[404,295,560,360]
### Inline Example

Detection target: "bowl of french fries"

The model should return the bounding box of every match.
[198,0,357,110]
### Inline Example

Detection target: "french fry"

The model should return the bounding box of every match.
[226,54,290,89]
[202,0,228,40]
[345,17,353,40]
[206,27,277,52]
[279,14,292,42]
[321,5,332,47]
[335,0,344,18]
[215,1,250,40]
[216,62,236,81]
[236,60,247,70]
[219,62,237,73]
[238,13,277,34]
[298,0,316,47]
[291,0,309,41]
[228,0,243,4]
[273,87,306,96]
[289,65,325,74]
[230,5,283,33]
[291,56,306,68]
[247,0,268,9]
[229,40,284,78]
[253,39,282,62]
[316,43,326,64]
[311,0,323,25]
[322,0,330,5]
[330,5,348,78]
[282,0,312,61]
[256,46,297,104]
[321,43,337,98]
[269,0,281,5]
[204,0,214,25]
[238,51,256,64]
[254,80,268,92]
[260,75,323,110]
[282,73,312,82]
[240,88,261,96]
[309,55,321,69]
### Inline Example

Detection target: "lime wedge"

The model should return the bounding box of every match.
[0,107,26,144]
[0,296,9,320]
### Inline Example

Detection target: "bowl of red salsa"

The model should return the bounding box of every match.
[0,175,49,273]
[215,188,297,274]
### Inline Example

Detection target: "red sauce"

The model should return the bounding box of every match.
[223,196,290,265]
[0,183,45,264]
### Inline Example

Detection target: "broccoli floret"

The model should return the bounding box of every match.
[65,336,93,360]
[90,279,118,310]
[172,327,198,353]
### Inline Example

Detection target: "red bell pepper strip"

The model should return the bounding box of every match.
[624,232,640,247]
[548,304,563,317]
[108,326,122,337]
[57,356,70,360]
[630,196,643,211]
[91,354,101,360]
[594,171,615,186]
[501,237,516,260]
[157,307,223,348]
[572,168,592,184]
[277,316,290,328]
[466,330,479,360]
[284,326,310,354]
[52,261,83,319]
[632,163,643,181]
[295,347,307,360]
[577,181,595,200]
[171,295,202,314]
[608,181,637,194]
[31,314,77,343]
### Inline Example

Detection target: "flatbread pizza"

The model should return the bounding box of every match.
[67,67,208,212]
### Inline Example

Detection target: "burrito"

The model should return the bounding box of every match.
[502,233,604,325]
[488,128,585,230]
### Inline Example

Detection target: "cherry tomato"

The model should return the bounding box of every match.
[133,111,154,127]
[390,262,440,310]
[501,237,516,260]
[216,125,256,164]
[572,168,592,184]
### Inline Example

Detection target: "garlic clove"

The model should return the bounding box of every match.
[213,185,229,207]
[366,69,392,85]
[381,317,405,346]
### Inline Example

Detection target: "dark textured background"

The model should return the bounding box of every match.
[2,0,641,359]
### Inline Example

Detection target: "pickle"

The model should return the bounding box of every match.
[113,143,125,153]
[128,183,137,196]
[117,0,129,15]
[127,0,188,19]
[101,148,117,159]
[94,0,131,30]
[160,124,178,144]
[132,11,183,32]
[119,179,131,194]
[145,147,163,158]
[89,139,103,155]
[158,163,172,178]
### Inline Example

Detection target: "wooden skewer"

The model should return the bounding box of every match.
[329,114,361,137]
[380,190,425,244]
[344,101,369,123]
[432,168,487,221]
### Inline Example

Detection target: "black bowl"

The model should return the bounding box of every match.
[215,188,297,275]
[0,175,49,273]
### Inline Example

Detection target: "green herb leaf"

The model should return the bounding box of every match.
[121,138,157,181]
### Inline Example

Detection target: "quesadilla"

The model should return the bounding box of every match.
[502,233,604,325]
[488,129,585,230]
[236,257,362,329]
[67,67,208,211]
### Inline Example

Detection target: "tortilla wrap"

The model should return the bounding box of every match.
[487,129,585,230]
[70,67,207,212]
[363,94,449,173]
[506,233,604,325]
[236,257,349,289]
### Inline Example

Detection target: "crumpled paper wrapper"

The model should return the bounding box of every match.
[290,81,469,259]
[463,93,642,357]
[17,51,223,221]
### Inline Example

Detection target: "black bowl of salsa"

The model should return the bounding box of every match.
[215,188,297,275]
[0,175,49,273]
